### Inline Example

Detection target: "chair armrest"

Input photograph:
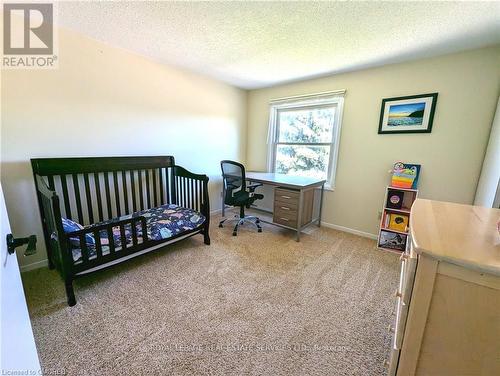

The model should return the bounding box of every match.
[247,183,263,192]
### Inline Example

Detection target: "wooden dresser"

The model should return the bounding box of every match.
[386,199,500,376]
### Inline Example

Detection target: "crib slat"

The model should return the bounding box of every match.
[113,171,121,216]
[159,168,164,204]
[79,234,89,263]
[196,180,201,211]
[138,170,144,210]
[199,180,203,211]
[83,173,94,224]
[177,177,180,206]
[131,170,137,212]
[170,168,176,205]
[104,172,112,219]
[119,223,127,251]
[61,174,72,219]
[194,179,197,211]
[152,169,158,207]
[131,219,138,246]
[94,230,103,258]
[176,176,182,206]
[145,169,151,209]
[141,217,148,242]
[122,171,129,214]
[107,226,115,254]
[166,168,171,204]
[179,176,182,206]
[190,178,194,210]
[47,175,55,191]
[180,177,184,207]
[183,177,186,207]
[72,174,84,224]
[94,173,104,222]
[180,176,183,206]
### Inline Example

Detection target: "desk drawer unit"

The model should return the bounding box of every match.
[274,188,300,228]
[273,187,314,229]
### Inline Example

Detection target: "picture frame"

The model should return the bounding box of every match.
[378,93,438,134]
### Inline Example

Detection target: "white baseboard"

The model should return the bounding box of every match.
[320,221,378,240]
[20,259,48,272]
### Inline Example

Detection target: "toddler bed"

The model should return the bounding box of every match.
[32,156,210,306]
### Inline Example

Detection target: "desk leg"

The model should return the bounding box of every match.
[318,183,324,227]
[296,189,304,242]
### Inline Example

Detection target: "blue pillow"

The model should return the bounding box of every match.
[61,218,95,246]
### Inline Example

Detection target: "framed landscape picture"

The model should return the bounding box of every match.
[378,93,438,134]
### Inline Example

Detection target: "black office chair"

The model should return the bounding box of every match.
[219,160,264,236]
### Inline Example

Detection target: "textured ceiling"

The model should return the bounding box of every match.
[58,1,500,89]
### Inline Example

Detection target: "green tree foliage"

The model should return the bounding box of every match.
[276,108,334,179]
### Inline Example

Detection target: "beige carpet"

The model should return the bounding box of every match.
[22,216,399,376]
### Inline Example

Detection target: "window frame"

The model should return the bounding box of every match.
[267,95,344,190]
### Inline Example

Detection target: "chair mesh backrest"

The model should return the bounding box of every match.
[221,160,245,204]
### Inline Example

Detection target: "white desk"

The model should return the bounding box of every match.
[221,172,326,241]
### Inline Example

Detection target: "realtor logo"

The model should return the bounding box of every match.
[2,2,58,68]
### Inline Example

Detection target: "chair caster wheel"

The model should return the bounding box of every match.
[219,224,223,228]
[232,232,237,236]
[258,228,262,233]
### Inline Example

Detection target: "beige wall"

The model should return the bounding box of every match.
[1,28,247,268]
[475,97,500,208]
[2,27,499,270]
[247,46,500,237]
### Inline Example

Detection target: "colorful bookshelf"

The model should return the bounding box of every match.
[378,162,420,253]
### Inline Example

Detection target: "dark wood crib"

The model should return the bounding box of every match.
[31,156,210,306]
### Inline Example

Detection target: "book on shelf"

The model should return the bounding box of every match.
[386,189,404,209]
[378,230,407,252]
[388,213,409,232]
[391,162,421,189]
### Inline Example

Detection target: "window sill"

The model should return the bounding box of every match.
[316,185,334,192]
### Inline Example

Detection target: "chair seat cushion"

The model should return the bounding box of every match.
[64,204,205,263]
[227,191,263,206]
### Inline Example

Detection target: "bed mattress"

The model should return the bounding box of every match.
[64,204,205,263]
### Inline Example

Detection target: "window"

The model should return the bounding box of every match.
[267,92,344,189]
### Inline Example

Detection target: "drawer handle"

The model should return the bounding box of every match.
[280,218,289,221]
[395,289,402,298]
[281,195,291,199]
[280,206,290,210]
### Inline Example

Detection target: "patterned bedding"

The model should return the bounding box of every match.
[63,204,205,263]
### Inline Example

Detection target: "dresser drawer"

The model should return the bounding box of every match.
[393,296,409,349]
[399,236,417,305]
[386,346,400,376]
